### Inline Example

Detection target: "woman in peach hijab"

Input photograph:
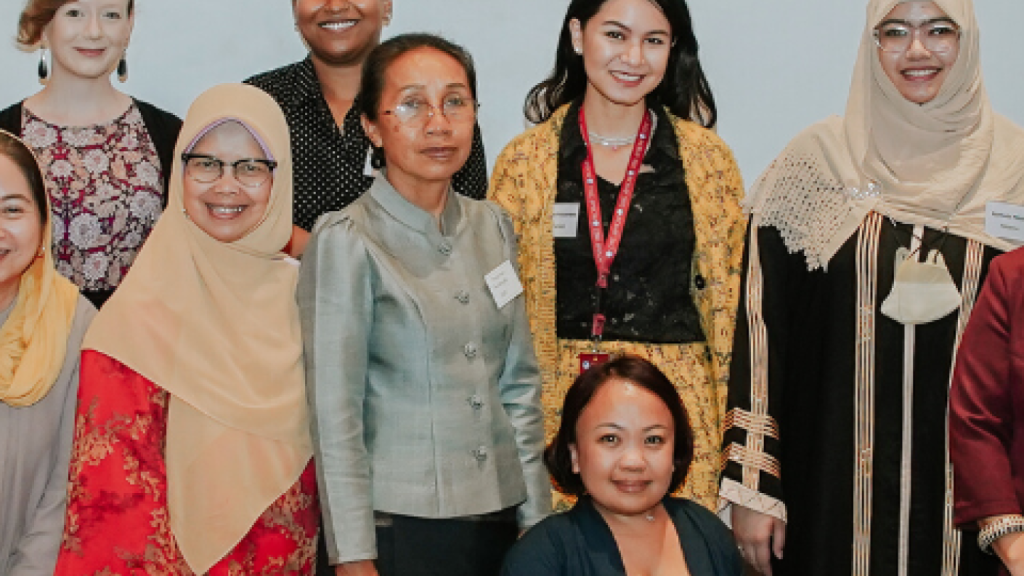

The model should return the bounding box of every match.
[54,84,317,575]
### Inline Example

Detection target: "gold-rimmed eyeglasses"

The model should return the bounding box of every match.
[873,18,960,53]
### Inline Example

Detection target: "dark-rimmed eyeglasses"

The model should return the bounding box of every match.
[873,18,960,53]
[182,154,277,188]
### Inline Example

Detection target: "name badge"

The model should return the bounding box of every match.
[579,353,610,374]
[485,260,524,309]
[553,203,581,238]
[985,202,1024,243]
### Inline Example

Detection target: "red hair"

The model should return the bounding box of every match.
[17,0,134,48]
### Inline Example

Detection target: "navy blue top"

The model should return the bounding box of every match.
[502,496,742,576]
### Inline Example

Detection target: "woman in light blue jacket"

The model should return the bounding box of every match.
[298,33,550,576]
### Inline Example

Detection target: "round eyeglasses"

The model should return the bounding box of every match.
[182,154,277,188]
[383,96,479,128]
[873,19,960,54]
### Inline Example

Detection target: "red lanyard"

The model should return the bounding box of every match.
[578,107,653,340]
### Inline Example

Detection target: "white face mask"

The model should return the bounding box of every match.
[881,247,962,325]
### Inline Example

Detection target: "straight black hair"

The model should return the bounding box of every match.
[524,0,716,128]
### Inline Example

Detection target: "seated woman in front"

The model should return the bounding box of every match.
[502,355,741,576]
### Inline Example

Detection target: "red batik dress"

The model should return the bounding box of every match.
[54,350,319,576]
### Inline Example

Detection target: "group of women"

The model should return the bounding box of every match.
[2,0,1024,575]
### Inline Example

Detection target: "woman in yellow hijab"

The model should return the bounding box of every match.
[53,84,317,576]
[0,130,92,576]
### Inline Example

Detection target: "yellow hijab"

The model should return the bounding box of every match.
[0,130,79,407]
[82,84,311,574]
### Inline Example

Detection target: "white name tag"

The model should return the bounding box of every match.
[553,203,580,238]
[485,260,524,309]
[985,201,1024,243]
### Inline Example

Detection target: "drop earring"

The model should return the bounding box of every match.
[117,51,128,83]
[38,48,49,85]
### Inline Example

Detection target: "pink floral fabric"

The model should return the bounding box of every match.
[22,104,164,292]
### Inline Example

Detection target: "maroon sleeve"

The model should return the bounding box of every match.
[950,253,1022,527]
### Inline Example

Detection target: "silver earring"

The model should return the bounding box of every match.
[38,48,49,85]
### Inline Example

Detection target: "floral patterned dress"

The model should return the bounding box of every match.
[21,105,164,305]
[53,350,319,576]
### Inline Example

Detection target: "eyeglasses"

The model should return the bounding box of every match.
[383,95,479,127]
[182,154,277,188]
[873,19,960,53]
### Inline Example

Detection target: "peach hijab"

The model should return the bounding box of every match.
[82,84,311,574]
[747,0,1024,270]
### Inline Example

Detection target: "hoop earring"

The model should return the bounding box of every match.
[38,48,49,85]
[117,51,128,83]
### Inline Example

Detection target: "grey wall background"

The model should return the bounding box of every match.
[0,1,1021,188]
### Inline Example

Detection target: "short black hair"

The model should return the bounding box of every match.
[0,130,49,227]
[357,33,477,169]
[545,355,694,497]
[357,32,477,122]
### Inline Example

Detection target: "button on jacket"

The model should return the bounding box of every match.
[298,177,550,564]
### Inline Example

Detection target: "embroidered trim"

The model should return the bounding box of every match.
[940,239,983,575]
[749,149,861,271]
[853,213,882,576]
[723,408,779,440]
[742,221,774,490]
[720,477,788,522]
[723,442,781,478]
[897,225,925,576]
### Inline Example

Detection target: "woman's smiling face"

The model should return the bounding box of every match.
[876,1,960,104]
[182,121,273,244]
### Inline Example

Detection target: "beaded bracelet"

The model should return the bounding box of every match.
[979,515,1024,554]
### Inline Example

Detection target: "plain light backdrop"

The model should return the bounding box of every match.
[0,1,1022,189]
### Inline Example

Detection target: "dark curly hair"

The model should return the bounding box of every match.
[545,355,694,497]
[524,0,716,128]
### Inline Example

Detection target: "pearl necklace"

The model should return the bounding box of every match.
[587,131,636,151]
[586,111,658,152]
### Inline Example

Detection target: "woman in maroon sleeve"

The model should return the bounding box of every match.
[951,247,1024,576]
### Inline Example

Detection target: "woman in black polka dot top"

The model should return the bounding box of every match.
[246,0,488,256]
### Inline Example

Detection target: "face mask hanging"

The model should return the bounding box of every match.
[881,247,962,325]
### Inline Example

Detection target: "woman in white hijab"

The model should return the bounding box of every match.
[720,1,1024,574]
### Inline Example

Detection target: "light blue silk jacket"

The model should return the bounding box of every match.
[298,176,550,564]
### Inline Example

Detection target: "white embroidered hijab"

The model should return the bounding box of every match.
[747,0,1024,270]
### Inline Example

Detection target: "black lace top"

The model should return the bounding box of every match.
[554,101,705,344]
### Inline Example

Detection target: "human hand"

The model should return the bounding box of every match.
[981,516,1024,576]
[288,225,310,258]
[334,560,379,576]
[732,504,785,576]
[994,532,1024,576]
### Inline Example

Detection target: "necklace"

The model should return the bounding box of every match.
[587,131,636,151]
[586,112,658,152]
